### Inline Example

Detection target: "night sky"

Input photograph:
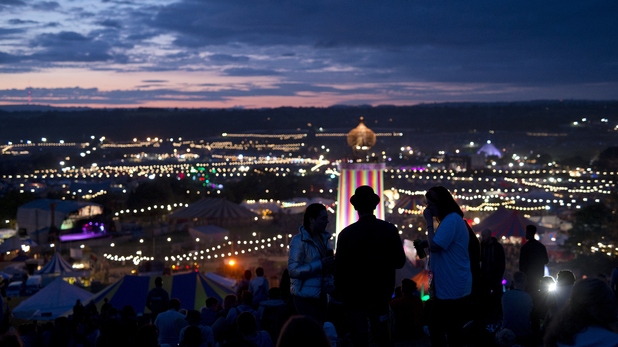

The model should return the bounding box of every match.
[1,1,617,108]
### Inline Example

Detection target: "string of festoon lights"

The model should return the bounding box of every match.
[394,188,602,214]
[103,234,290,265]
[114,203,189,216]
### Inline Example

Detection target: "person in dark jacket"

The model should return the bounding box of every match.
[146,276,169,323]
[335,185,406,347]
[519,225,549,294]
[480,228,506,322]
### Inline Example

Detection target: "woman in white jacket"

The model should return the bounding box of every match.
[287,203,335,324]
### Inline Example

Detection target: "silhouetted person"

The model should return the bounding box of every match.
[200,297,220,327]
[480,228,506,322]
[250,267,269,309]
[389,278,424,341]
[146,276,169,323]
[154,298,188,346]
[519,225,548,338]
[335,185,406,347]
[519,225,548,294]
[179,309,215,347]
[236,270,252,298]
[502,271,533,346]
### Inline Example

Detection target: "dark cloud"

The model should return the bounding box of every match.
[142,80,167,83]
[26,31,122,63]
[8,19,38,25]
[208,54,250,63]
[31,1,59,10]
[0,0,26,6]
[223,68,280,76]
[145,1,618,85]
[97,19,122,29]
[0,28,25,35]
[0,51,20,64]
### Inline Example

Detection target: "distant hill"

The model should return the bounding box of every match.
[0,100,616,143]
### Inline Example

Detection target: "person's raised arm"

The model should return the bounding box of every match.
[424,208,443,253]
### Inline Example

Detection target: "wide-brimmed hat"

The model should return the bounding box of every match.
[350,185,380,210]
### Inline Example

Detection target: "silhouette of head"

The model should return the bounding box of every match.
[350,185,380,212]
[525,225,537,240]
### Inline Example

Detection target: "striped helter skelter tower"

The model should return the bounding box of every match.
[335,117,385,245]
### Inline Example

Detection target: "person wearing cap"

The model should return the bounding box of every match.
[179,309,215,347]
[334,185,406,347]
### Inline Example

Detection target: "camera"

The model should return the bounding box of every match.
[413,239,428,259]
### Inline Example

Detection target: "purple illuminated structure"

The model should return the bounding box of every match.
[59,221,108,242]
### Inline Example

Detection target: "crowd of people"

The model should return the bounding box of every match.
[2,185,618,347]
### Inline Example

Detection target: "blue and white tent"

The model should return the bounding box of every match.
[35,252,89,277]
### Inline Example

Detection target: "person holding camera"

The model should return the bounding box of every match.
[422,186,475,347]
[287,203,335,324]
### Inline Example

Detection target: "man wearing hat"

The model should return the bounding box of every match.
[335,185,406,347]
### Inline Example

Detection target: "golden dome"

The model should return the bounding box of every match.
[347,116,376,149]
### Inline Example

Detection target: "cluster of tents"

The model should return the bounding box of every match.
[9,254,234,321]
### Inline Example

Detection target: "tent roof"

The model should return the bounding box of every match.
[36,253,89,277]
[86,272,233,315]
[0,237,37,253]
[474,206,547,238]
[477,142,502,158]
[12,277,93,320]
[169,198,257,220]
[19,198,101,214]
[189,225,229,235]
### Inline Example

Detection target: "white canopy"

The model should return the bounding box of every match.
[12,277,92,320]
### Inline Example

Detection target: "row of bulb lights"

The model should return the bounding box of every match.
[103,234,290,265]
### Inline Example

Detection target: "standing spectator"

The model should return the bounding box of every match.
[422,186,473,347]
[236,270,252,299]
[544,278,618,347]
[288,203,334,324]
[179,310,215,347]
[154,298,188,346]
[518,225,548,294]
[480,228,506,323]
[335,185,406,347]
[502,271,533,346]
[200,297,220,327]
[257,287,288,342]
[146,277,170,323]
[519,224,548,336]
[250,267,270,309]
[389,278,424,341]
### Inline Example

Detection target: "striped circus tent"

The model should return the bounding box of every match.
[86,272,234,315]
[393,195,425,215]
[36,252,89,277]
[169,198,257,226]
[474,206,547,238]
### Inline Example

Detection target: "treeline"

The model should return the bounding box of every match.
[0,100,617,142]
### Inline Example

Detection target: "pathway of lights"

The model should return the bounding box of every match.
[103,234,290,265]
